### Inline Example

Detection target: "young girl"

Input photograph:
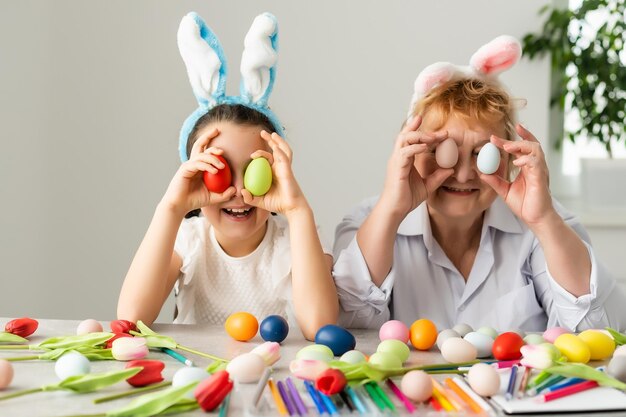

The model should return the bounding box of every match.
[333,36,626,332]
[117,12,337,340]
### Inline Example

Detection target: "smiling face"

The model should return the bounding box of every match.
[199,121,271,251]
[415,114,509,221]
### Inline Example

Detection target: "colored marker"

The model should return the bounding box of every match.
[286,378,308,415]
[543,377,586,394]
[539,380,599,402]
[277,380,297,416]
[303,380,326,414]
[318,391,339,415]
[268,379,288,416]
[505,365,518,400]
[160,347,194,366]
[386,379,415,413]
[345,386,367,414]
[444,378,483,414]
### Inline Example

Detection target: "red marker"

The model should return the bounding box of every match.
[538,380,598,402]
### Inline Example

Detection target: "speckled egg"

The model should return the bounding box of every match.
[0,360,14,389]
[476,327,498,340]
[608,356,626,383]
[542,327,570,343]
[340,350,366,364]
[464,332,494,358]
[172,367,210,398]
[226,352,266,383]
[554,333,590,363]
[296,344,335,362]
[400,370,433,402]
[577,330,615,360]
[379,320,410,343]
[436,329,461,351]
[377,340,410,363]
[523,334,546,345]
[441,337,478,363]
[315,325,356,356]
[476,143,501,175]
[435,138,459,169]
[452,323,473,337]
[55,351,91,380]
[76,319,103,335]
[369,352,402,369]
[467,363,500,397]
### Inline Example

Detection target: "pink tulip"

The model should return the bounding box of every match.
[289,359,329,380]
[112,337,149,361]
[520,343,562,369]
[250,342,281,366]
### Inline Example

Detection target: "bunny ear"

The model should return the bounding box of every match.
[470,35,521,76]
[239,13,279,106]
[177,12,227,108]
[407,62,457,117]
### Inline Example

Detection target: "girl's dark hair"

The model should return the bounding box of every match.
[186,104,278,160]
[184,104,278,219]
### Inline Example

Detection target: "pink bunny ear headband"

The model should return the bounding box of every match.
[407,35,525,118]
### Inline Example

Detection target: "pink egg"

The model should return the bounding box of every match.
[0,360,14,389]
[542,327,570,343]
[76,319,103,335]
[400,370,432,402]
[435,138,459,169]
[379,320,410,343]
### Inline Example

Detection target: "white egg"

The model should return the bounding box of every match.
[172,367,210,399]
[0,360,14,389]
[440,337,477,363]
[614,345,626,357]
[452,323,473,337]
[467,363,500,397]
[226,352,266,383]
[436,329,461,351]
[340,350,366,364]
[76,319,103,335]
[435,138,459,169]
[463,332,494,358]
[55,351,91,380]
[400,370,432,402]
[477,143,501,174]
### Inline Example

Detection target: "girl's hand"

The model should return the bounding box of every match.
[480,124,556,227]
[242,131,309,216]
[162,128,236,215]
[379,115,452,218]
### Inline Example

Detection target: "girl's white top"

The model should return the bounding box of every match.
[333,196,626,332]
[173,214,330,326]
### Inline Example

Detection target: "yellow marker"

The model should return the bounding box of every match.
[431,378,456,412]
[268,378,288,416]
[444,378,484,413]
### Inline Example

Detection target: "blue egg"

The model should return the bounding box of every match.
[477,143,501,174]
[315,324,356,356]
[259,315,289,343]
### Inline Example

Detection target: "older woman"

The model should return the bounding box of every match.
[332,36,626,332]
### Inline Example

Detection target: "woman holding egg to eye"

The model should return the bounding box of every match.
[117,13,338,340]
[333,36,626,333]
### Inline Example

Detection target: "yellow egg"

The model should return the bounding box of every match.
[577,330,615,360]
[554,333,590,363]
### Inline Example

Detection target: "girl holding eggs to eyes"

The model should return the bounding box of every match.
[332,36,626,333]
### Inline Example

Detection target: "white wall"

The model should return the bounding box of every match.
[0,1,552,322]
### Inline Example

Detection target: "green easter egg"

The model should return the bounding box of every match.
[377,339,410,363]
[369,352,402,369]
[340,350,366,364]
[296,344,334,362]
[244,158,273,196]
[476,326,498,340]
[523,334,546,345]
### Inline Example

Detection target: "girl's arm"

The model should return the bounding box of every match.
[243,131,338,340]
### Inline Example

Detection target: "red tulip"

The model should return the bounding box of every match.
[315,369,347,395]
[105,332,133,349]
[125,360,165,387]
[5,318,38,338]
[110,320,137,334]
[194,370,233,412]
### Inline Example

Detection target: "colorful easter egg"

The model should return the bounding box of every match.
[492,332,524,360]
[203,155,232,193]
[315,325,356,356]
[577,330,615,360]
[259,315,289,343]
[379,320,410,343]
[476,326,498,339]
[55,351,91,380]
[244,157,272,196]
[464,331,494,358]
[476,143,501,175]
[76,319,103,335]
[554,333,591,363]
[410,319,438,350]
[296,344,335,362]
[369,352,402,369]
[401,370,432,402]
[542,327,570,343]
[377,340,410,363]
[340,350,366,364]
[0,360,14,390]
[523,334,546,345]
[173,367,210,399]
[225,312,258,342]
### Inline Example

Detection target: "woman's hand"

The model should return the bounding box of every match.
[242,130,309,216]
[378,115,452,219]
[480,124,556,227]
[161,128,236,216]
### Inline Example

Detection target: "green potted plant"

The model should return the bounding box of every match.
[522,0,625,210]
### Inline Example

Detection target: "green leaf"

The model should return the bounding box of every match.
[606,328,626,346]
[44,367,143,393]
[131,322,177,349]
[37,333,114,350]
[106,382,197,417]
[206,360,228,374]
[39,346,114,361]
[545,362,626,390]
[0,332,28,344]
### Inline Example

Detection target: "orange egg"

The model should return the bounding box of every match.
[225,312,258,341]
[410,319,438,350]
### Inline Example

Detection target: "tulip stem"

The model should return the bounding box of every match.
[93,381,172,404]
[176,344,228,363]
[60,414,106,417]
[4,355,40,361]
[0,387,43,401]
[0,345,31,350]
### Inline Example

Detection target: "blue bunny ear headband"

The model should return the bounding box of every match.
[177,12,284,162]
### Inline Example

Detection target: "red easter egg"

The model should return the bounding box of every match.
[492,332,525,360]
[203,155,232,193]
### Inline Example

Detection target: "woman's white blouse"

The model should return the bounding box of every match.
[333,196,626,332]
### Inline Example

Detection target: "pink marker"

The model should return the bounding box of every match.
[492,359,521,369]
